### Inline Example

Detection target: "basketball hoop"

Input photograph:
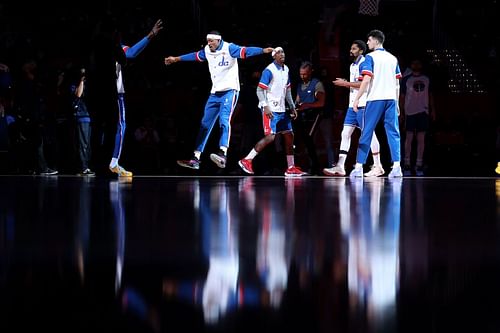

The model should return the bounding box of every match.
[359,0,380,16]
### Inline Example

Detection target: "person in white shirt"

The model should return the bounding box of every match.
[350,30,403,178]
[165,31,273,170]
[323,40,384,177]
[400,59,435,176]
[238,47,307,177]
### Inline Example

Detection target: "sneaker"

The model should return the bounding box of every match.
[388,165,403,178]
[364,165,385,177]
[284,166,307,177]
[403,164,412,176]
[238,159,254,175]
[177,157,200,170]
[495,162,500,175]
[210,150,227,168]
[323,165,346,176]
[349,166,363,178]
[109,165,133,177]
[78,168,96,177]
[40,168,58,176]
[415,165,424,177]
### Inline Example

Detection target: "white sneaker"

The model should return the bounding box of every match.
[388,165,403,178]
[323,165,346,176]
[364,165,385,177]
[349,166,364,178]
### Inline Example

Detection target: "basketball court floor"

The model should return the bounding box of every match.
[1,175,499,332]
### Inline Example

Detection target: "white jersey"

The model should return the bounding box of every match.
[205,42,240,93]
[116,62,125,93]
[360,48,402,102]
[260,62,290,113]
[401,74,430,116]
[349,56,367,108]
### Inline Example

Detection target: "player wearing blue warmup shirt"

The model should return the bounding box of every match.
[165,31,273,170]
[350,30,403,179]
[108,19,163,177]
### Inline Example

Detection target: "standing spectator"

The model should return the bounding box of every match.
[13,60,58,175]
[70,67,95,176]
[294,61,325,175]
[400,59,435,176]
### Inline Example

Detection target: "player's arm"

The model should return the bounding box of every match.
[165,49,207,65]
[353,75,371,112]
[256,86,272,119]
[285,87,297,119]
[256,69,273,119]
[228,43,273,59]
[123,19,163,59]
[333,78,361,89]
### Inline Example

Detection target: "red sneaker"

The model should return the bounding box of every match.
[238,159,254,175]
[284,166,307,177]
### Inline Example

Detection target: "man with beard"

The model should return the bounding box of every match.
[323,40,384,177]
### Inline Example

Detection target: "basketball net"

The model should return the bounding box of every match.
[359,0,380,16]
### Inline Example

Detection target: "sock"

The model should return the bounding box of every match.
[110,158,118,168]
[372,152,382,166]
[220,146,227,155]
[194,151,201,160]
[355,162,363,169]
[245,148,258,160]
[286,155,294,168]
[337,154,347,168]
[393,161,400,168]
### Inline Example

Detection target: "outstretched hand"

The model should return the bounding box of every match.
[263,47,274,54]
[150,19,164,37]
[164,56,179,65]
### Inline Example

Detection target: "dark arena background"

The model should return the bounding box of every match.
[0,1,499,333]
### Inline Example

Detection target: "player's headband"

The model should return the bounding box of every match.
[272,47,284,57]
[206,34,221,40]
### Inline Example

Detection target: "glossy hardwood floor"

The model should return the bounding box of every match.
[0,175,499,332]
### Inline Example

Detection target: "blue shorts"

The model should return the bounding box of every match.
[343,107,365,129]
[262,111,293,135]
[406,112,429,132]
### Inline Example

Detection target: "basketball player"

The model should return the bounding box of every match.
[109,19,163,177]
[165,31,273,170]
[238,47,307,177]
[350,30,403,178]
[323,40,384,177]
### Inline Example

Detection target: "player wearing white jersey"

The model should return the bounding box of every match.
[238,47,306,177]
[351,30,403,178]
[323,40,384,177]
[165,31,273,170]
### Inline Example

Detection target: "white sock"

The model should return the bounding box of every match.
[393,161,400,168]
[245,148,258,160]
[355,162,363,169]
[110,158,118,168]
[220,146,227,155]
[286,155,294,168]
[373,153,382,166]
[337,154,347,168]
[194,151,201,160]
